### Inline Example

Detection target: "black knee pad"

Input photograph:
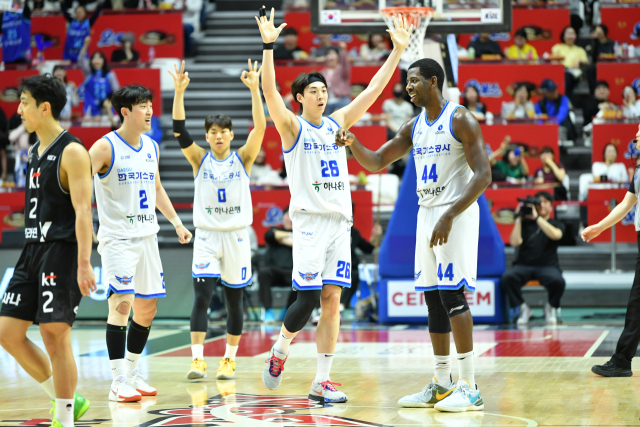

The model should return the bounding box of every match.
[424,290,451,334]
[223,286,244,336]
[283,289,322,333]
[439,288,470,318]
[190,277,216,332]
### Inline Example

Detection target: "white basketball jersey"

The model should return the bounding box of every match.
[193,151,252,230]
[94,131,160,242]
[283,116,352,221]
[411,101,474,207]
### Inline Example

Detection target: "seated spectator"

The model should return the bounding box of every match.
[312,33,338,58]
[339,224,381,312]
[467,32,504,58]
[462,85,487,120]
[259,208,297,322]
[621,85,640,119]
[274,28,308,60]
[52,65,80,123]
[535,79,576,142]
[501,191,565,326]
[382,83,414,140]
[550,26,589,101]
[589,24,615,61]
[505,29,538,60]
[501,83,535,119]
[0,1,31,64]
[61,0,104,63]
[534,146,567,200]
[359,33,390,61]
[593,143,629,183]
[490,141,530,181]
[110,32,140,63]
[79,37,120,120]
[583,81,618,126]
[322,45,351,115]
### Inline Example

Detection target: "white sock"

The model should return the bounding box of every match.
[434,355,451,385]
[224,344,238,361]
[457,350,475,387]
[273,329,294,359]
[192,344,204,360]
[110,358,126,381]
[55,398,74,427]
[125,351,141,375]
[314,353,333,383]
[40,376,56,400]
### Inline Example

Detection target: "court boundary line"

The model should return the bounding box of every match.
[151,333,227,357]
[583,330,609,358]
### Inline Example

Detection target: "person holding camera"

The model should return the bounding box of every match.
[501,191,566,326]
[489,136,529,182]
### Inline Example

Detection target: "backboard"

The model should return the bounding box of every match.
[310,0,512,34]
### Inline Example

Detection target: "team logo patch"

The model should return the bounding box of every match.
[437,124,443,131]
[115,275,133,285]
[195,263,211,270]
[414,271,421,280]
[299,271,319,282]
[139,393,391,427]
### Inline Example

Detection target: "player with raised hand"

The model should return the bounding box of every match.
[255,6,412,403]
[90,85,192,403]
[168,59,266,381]
[335,58,492,412]
[0,75,96,427]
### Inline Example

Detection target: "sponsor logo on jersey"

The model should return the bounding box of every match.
[127,214,135,224]
[2,292,21,306]
[47,155,56,161]
[29,168,41,189]
[117,171,155,184]
[303,142,341,153]
[237,238,243,242]
[42,273,57,286]
[140,393,391,426]
[412,144,451,157]
[299,271,319,282]
[414,271,421,280]
[417,185,447,199]
[435,124,445,135]
[146,152,155,162]
[195,263,210,270]
[203,170,241,181]
[120,155,130,160]
[126,213,155,224]
[115,275,133,285]
[311,181,345,192]
[206,206,213,215]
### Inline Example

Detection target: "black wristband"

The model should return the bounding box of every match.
[173,119,194,149]
[263,42,274,50]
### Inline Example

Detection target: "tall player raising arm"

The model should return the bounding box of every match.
[336,70,492,247]
[256,7,412,149]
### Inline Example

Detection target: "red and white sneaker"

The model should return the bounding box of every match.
[109,375,142,402]
[130,367,157,396]
[308,380,348,403]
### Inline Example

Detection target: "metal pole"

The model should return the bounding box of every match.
[610,198,617,273]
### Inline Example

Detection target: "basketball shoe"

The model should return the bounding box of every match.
[187,358,207,379]
[109,375,142,402]
[262,346,287,390]
[217,358,236,380]
[308,380,348,403]
[398,376,456,408]
[130,367,157,396]
[50,393,91,421]
[591,359,633,377]
[434,379,484,412]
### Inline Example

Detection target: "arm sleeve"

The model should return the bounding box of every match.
[629,173,635,194]
[89,2,104,27]
[60,2,73,22]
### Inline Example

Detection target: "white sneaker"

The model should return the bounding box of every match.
[109,375,142,402]
[544,302,557,325]
[308,380,348,403]
[516,303,532,326]
[397,377,455,408]
[434,380,484,412]
[130,367,157,396]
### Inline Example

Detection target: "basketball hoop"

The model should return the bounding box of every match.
[381,6,433,63]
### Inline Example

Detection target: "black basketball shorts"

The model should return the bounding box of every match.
[0,241,82,326]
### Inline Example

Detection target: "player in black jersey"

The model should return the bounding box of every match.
[0,75,96,427]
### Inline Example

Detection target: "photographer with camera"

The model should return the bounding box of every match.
[489,136,529,182]
[501,191,566,326]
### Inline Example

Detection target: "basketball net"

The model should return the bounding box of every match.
[381,7,433,63]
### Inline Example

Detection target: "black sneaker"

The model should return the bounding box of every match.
[591,360,633,377]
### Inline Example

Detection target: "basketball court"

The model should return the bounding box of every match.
[0,320,638,426]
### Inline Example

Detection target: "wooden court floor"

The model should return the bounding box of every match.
[0,323,639,427]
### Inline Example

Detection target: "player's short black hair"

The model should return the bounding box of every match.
[535,191,554,204]
[205,115,233,132]
[18,74,67,121]
[111,85,153,122]
[408,58,445,92]
[291,71,327,114]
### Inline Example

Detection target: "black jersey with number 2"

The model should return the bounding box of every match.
[24,130,84,244]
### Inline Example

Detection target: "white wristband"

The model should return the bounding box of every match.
[169,216,182,227]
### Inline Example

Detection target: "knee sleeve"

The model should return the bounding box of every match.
[283,289,322,333]
[439,288,469,318]
[190,277,216,332]
[223,286,244,336]
[424,290,451,334]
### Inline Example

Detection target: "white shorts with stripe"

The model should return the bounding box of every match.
[191,227,252,288]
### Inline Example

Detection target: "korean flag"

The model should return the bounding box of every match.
[321,9,341,25]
